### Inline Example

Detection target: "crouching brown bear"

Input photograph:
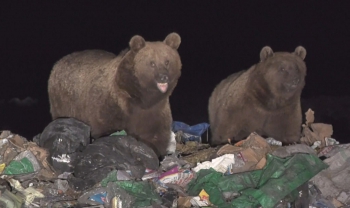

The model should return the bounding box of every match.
[48,33,182,156]
[209,46,307,145]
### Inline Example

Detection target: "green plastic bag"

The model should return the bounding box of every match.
[110,130,127,136]
[187,153,328,208]
[3,157,34,175]
[100,170,161,207]
[100,170,119,187]
[101,180,161,207]
[113,181,162,207]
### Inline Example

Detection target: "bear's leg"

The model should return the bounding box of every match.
[264,112,302,144]
[155,134,170,156]
[141,132,170,157]
[210,122,242,145]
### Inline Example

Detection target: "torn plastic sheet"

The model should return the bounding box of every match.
[311,148,350,205]
[318,143,350,158]
[308,182,336,208]
[187,153,328,208]
[79,181,162,207]
[272,144,316,158]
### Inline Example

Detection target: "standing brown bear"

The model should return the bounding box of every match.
[48,33,182,156]
[209,46,307,145]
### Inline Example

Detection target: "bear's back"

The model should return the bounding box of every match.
[52,50,117,75]
[48,50,123,119]
[49,50,121,90]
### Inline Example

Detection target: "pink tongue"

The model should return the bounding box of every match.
[157,83,168,93]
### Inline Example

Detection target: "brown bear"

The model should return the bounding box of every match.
[48,33,182,156]
[208,46,307,145]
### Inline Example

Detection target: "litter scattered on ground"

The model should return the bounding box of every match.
[0,113,349,207]
[300,108,334,149]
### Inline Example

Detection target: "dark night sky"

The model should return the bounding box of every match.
[1,2,350,141]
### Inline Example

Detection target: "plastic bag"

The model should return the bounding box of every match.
[110,181,162,207]
[70,135,159,191]
[3,150,40,175]
[308,182,336,208]
[35,118,91,174]
[78,181,162,208]
[160,154,190,171]
[0,189,23,208]
[172,121,209,136]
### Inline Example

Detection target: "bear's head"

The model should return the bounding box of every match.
[117,33,182,108]
[252,46,307,104]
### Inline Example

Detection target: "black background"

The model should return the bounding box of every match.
[1,2,349,143]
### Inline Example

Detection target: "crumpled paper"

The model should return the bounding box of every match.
[192,154,235,173]
[215,132,272,173]
[300,108,333,148]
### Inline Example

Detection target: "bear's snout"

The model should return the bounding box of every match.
[156,73,169,93]
[292,78,300,85]
[157,73,169,83]
[284,77,301,91]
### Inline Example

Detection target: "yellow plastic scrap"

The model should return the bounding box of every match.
[8,179,44,206]
[23,187,45,206]
[111,196,122,208]
[0,163,5,173]
[199,189,211,204]
[8,178,25,192]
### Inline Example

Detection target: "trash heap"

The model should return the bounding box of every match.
[0,109,349,208]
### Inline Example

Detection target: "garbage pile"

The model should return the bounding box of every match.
[0,109,349,207]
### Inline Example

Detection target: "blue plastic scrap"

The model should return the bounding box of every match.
[89,192,107,204]
[172,121,210,136]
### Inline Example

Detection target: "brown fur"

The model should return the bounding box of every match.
[48,33,182,156]
[209,46,307,145]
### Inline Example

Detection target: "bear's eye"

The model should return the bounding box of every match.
[150,61,156,67]
[279,68,286,72]
[165,60,169,66]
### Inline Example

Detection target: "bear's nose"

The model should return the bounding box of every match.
[292,78,300,85]
[159,74,169,82]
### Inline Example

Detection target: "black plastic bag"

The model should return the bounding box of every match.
[70,135,159,191]
[34,118,91,174]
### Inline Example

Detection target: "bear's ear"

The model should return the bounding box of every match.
[260,46,274,62]
[164,33,181,50]
[129,35,146,52]
[294,46,307,60]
